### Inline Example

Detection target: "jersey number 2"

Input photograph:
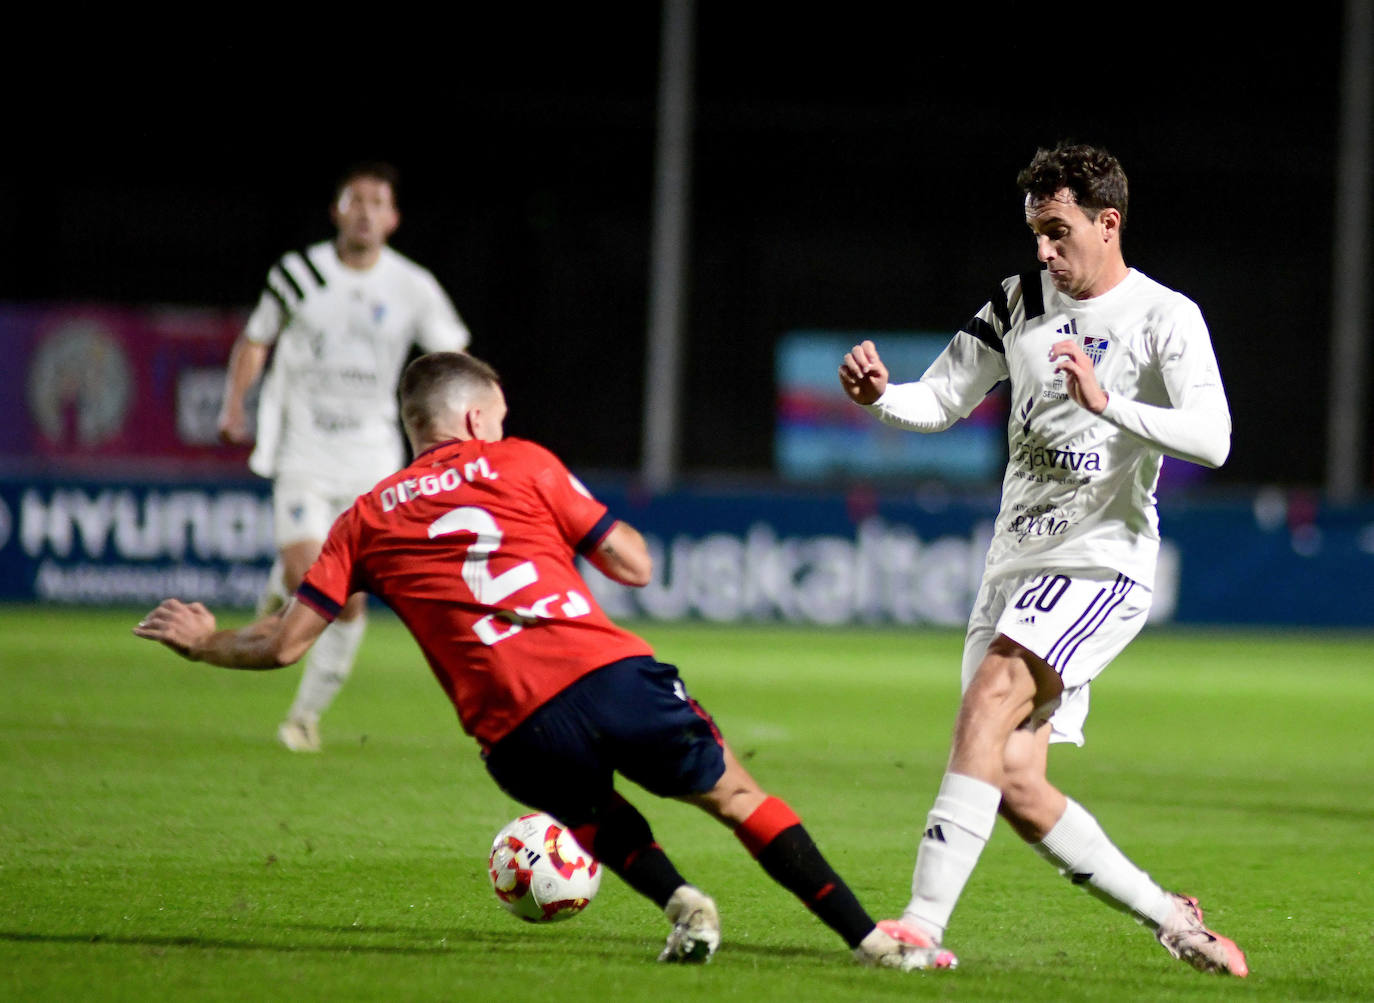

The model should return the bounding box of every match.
[428,506,538,603]
[427,505,589,646]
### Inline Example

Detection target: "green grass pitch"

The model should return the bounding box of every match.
[2,605,1371,1001]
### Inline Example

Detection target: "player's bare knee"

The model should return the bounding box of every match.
[962,658,1038,725]
[690,769,766,825]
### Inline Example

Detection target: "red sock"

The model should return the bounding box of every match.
[735,796,801,856]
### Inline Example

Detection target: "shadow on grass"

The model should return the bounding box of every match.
[0,925,826,964]
[0,929,466,957]
[282,921,830,963]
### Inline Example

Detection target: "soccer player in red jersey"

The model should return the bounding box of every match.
[134,352,952,971]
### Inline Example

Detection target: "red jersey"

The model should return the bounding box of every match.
[297,437,654,746]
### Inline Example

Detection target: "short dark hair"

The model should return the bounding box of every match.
[1017,143,1128,230]
[400,352,500,439]
[334,161,400,203]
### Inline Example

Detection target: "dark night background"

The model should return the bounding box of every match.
[4,9,1365,490]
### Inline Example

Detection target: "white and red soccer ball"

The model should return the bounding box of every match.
[488,812,601,922]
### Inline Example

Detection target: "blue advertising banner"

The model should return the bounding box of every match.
[1,476,1369,628]
[0,478,274,607]
[576,484,1374,629]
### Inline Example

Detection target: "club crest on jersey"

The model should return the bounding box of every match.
[1082,335,1109,366]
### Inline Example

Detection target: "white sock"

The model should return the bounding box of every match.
[901,772,1001,943]
[1033,798,1173,926]
[287,615,366,722]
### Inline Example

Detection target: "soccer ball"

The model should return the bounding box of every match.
[487,812,601,922]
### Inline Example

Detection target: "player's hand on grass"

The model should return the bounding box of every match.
[1050,339,1108,414]
[839,340,889,405]
[133,599,216,660]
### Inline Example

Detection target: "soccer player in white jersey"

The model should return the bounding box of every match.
[838,143,1248,976]
[218,162,471,752]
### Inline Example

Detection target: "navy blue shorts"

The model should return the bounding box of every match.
[483,656,726,827]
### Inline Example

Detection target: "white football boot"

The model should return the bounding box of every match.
[1155,892,1249,977]
[276,715,321,753]
[658,885,720,963]
[855,922,958,971]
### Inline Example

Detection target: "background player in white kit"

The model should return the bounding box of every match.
[218,162,471,752]
[838,143,1249,976]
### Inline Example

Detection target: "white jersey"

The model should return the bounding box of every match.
[868,268,1230,589]
[245,241,470,492]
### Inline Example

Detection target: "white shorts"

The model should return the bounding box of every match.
[961,568,1152,747]
[272,477,359,548]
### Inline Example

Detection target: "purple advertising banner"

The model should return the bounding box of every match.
[0,303,251,476]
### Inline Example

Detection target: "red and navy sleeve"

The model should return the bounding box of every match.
[575,510,618,556]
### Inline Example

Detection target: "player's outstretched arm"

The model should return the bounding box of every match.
[588,521,652,587]
[838,339,889,405]
[217,337,271,444]
[134,597,328,668]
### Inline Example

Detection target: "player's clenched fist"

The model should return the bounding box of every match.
[1049,339,1109,414]
[838,340,889,405]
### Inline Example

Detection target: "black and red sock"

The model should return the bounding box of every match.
[735,796,875,948]
[572,793,685,909]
